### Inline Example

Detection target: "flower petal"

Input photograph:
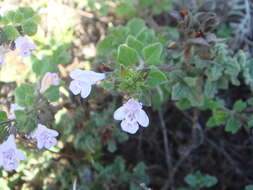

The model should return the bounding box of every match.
[113,106,126,120]
[14,37,26,49]
[135,109,149,127]
[4,162,18,171]
[37,139,44,149]
[70,69,105,84]
[80,82,92,98]
[69,69,86,81]
[45,138,57,149]
[5,135,16,148]
[69,80,81,95]
[16,150,26,161]
[81,70,105,84]
[120,120,139,134]
[47,128,59,137]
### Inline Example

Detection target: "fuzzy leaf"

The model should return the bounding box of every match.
[171,82,189,100]
[225,117,241,133]
[117,44,139,66]
[22,19,37,36]
[127,18,146,35]
[233,100,247,111]
[146,66,167,87]
[2,25,19,40]
[15,83,35,107]
[43,86,60,102]
[142,43,163,65]
[126,35,144,54]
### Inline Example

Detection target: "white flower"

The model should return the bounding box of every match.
[69,69,105,99]
[14,36,35,57]
[113,99,149,134]
[31,124,59,150]
[40,72,60,93]
[0,135,26,171]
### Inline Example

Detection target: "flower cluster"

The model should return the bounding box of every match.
[0,104,60,171]
[68,70,150,134]
[0,34,150,172]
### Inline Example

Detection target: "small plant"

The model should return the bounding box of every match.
[178,171,218,190]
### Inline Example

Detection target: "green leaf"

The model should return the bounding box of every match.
[43,86,60,102]
[15,110,36,133]
[247,120,253,128]
[126,35,144,54]
[15,83,35,107]
[184,77,197,87]
[233,100,247,111]
[137,28,156,44]
[207,111,230,127]
[97,36,114,55]
[107,140,117,153]
[5,11,16,22]
[139,0,155,8]
[176,99,191,110]
[0,111,8,122]
[202,175,218,187]
[117,44,139,66]
[245,185,253,190]
[207,65,223,81]
[0,111,8,143]
[130,183,140,190]
[185,174,198,187]
[13,11,24,23]
[18,7,35,19]
[204,81,217,98]
[171,82,189,100]
[146,66,167,87]
[52,46,72,65]
[127,18,146,35]
[22,19,37,36]
[247,98,253,106]
[31,55,57,76]
[225,117,241,133]
[115,2,136,19]
[142,43,163,65]
[2,25,19,40]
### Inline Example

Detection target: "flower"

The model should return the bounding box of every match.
[0,46,6,66]
[0,135,26,171]
[113,99,149,134]
[8,104,24,120]
[69,69,105,99]
[14,36,35,57]
[40,72,60,93]
[31,124,59,150]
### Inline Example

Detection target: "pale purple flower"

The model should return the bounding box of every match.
[40,72,60,93]
[14,36,35,57]
[8,104,24,120]
[69,69,105,99]
[31,124,59,150]
[0,135,26,171]
[113,99,149,134]
[0,45,6,66]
